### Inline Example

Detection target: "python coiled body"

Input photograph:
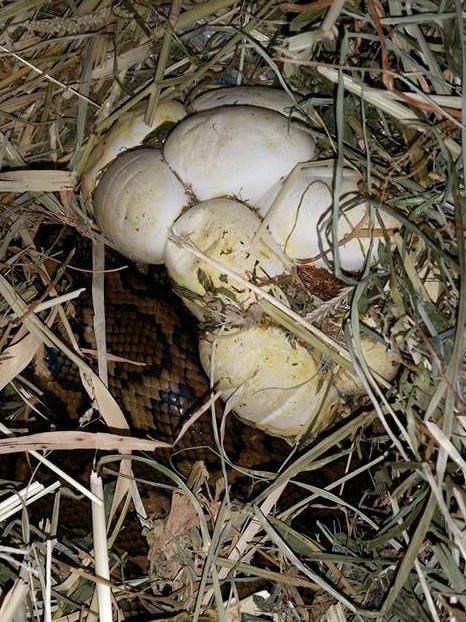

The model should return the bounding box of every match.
[0,228,295,598]
[33,229,289,472]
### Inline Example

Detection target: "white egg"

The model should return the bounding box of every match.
[165,198,289,316]
[163,106,316,205]
[94,149,189,264]
[189,85,304,118]
[82,99,186,198]
[259,163,399,272]
[199,325,340,439]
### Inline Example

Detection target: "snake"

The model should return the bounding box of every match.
[6,226,292,541]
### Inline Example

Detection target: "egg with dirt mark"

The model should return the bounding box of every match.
[164,198,289,318]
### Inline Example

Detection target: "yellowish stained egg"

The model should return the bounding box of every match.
[199,325,340,439]
[164,198,289,316]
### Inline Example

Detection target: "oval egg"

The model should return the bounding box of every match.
[164,198,289,317]
[260,164,399,272]
[199,325,340,439]
[82,99,186,199]
[94,148,189,264]
[164,106,316,205]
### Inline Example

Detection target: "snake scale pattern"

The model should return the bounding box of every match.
[31,228,290,476]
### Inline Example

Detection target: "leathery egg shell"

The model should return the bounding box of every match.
[165,198,289,316]
[199,325,340,439]
[260,164,399,272]
[164,106,316,205]
[82,99,186,198]
[189,86,301,118]
[94,148,189,264]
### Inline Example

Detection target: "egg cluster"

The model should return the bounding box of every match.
[82,86,398,441]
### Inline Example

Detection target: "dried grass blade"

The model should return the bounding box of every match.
[0,273,130,431]
[91,0,241,86]
[256,411,374,502]
[90,472,112,622]
[425,421,466,480]
[0,170,74,192]
[254,507,358,614]
[379,491,436,615]
[0,44,100,108]
[145,0,183,125]
[217,556,320,590]
[0,481,60,523]
[194,496,228,620]
[0,331,43,391]
[317,66,462,158]
[0,430,171,454]
[0,0,48,20]
[217,481,288,582]
[0,576,29,621]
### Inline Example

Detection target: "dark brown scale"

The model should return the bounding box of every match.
[81,269,214,443]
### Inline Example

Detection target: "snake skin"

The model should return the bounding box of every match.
[39,267,213,444]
